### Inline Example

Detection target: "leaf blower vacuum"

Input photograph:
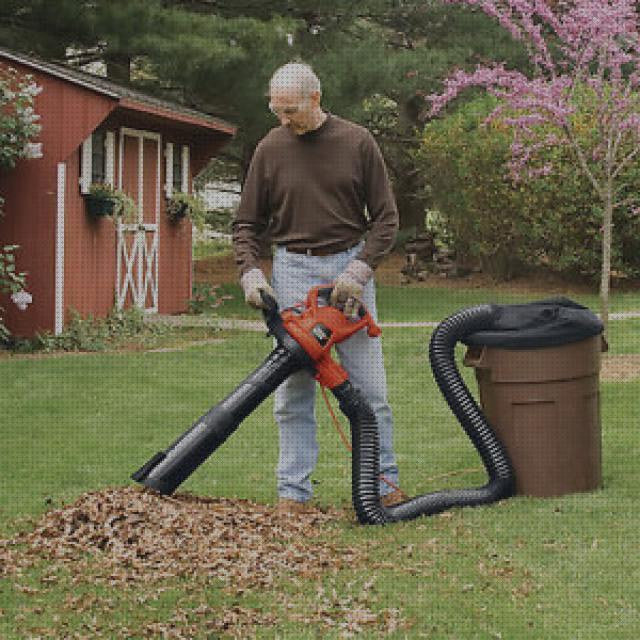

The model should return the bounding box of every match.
[132,286,515,524]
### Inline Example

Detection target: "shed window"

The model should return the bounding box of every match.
[80,131,115,193]
[91,131,106,184]
[165,143,190,197]
[172,148,183,192]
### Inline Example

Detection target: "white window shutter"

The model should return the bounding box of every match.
[80,135,92,194]
[181,145,190,193]
[165,142,174,198]
[105,131,115,186]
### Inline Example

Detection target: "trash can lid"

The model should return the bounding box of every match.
[462,297,604,349]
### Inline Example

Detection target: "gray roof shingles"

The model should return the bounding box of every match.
[0,46,235,135]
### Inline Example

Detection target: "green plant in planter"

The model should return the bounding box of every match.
[166,191,206,224]
[86,183,137,220]
[85,183,117,216]
[113,190,137,223]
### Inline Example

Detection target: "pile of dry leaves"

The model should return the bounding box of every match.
[4,487,355,588]
[1,487,407,638]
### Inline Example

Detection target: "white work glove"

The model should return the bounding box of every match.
[329,259,373,320]
[240,268,276,309]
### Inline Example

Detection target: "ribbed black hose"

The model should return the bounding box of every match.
[333,381,388,524]
[338,304,515,525]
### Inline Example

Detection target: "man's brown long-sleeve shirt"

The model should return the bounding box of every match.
[232,114,399,276]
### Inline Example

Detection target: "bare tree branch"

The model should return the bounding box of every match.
[563,124,605,200]
[612,145,640,180]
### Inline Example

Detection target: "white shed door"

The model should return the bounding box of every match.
[116,128,161,312]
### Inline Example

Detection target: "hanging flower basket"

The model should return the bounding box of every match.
[85,193,117,217]
[172,201,189,219]
[166,191,206,224]
[85,183,136,220]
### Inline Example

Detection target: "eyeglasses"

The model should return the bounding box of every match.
[268,97,310,117]
[268,103,301,117]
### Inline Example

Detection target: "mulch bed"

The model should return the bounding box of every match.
[194,251,613,294]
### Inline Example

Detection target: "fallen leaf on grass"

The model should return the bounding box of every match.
[286,576,409,637]
[13,584,40,595]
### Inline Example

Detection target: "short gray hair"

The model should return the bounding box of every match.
[269,62,321,97]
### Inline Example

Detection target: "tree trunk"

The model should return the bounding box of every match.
[105,53,131,84]
[395,96,427,232]
[396,187,426,232]
[600,187,613,336]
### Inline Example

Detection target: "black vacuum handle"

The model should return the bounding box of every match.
[260,289,279,315]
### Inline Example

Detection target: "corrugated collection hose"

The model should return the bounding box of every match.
[339,304,515,525]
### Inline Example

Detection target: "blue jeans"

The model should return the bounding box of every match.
[271,242,399,502]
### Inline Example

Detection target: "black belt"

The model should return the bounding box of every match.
[284,240,361,257]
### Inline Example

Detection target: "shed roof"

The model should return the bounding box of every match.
[0,47,236,136]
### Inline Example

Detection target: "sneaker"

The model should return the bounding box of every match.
[276,498,310,516]
[381,489,407,508]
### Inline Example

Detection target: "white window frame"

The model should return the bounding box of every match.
[105,131,115,186]
[79,130,116,193]
[164,142,174,198]
[164,143,190,198]
[181,144,190,193]
[80,135,92,194]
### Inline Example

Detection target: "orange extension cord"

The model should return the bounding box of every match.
[320,385,407,497]
[320,386,483,495]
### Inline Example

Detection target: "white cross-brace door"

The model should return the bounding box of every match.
[116,128,161,312]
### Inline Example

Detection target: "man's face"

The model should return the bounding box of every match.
[269,88,320,135]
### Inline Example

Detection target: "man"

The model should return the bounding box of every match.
[232,62,403,514]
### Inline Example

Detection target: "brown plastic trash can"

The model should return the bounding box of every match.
[464,335,604,497]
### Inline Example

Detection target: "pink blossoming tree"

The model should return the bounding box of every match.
[428,0,640,332]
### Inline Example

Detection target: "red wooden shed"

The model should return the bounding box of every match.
[0,47,235,338]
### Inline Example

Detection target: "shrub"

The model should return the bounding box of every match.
[0,243,27,341]
[10,307,167,353]
[415,94,640,280]
[0,66,42,170]
[1,67,41,337]
[415,95,531,279]
[188,283,234,314]
[204,207,233,234]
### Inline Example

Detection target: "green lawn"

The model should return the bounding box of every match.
[1,292,639,637]
[208,281,640,324]
[192,238,232,260]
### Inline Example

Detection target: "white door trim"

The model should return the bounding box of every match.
[55,162,66,335]
[116,127,161,312]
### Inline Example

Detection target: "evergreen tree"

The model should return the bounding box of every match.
[0,0,91,59]
[0,1,532,229]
